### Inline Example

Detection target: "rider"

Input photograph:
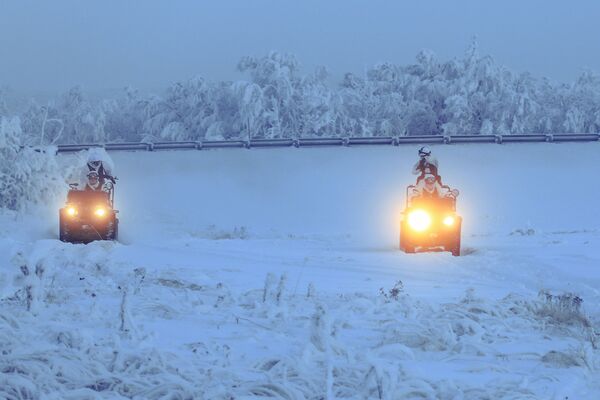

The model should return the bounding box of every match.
[418,174,444,198]
[413,173,459,201]
[86,147,115,187]
[412,146,441,184]
[84,171,103,191]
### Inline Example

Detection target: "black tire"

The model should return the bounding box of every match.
[450,241,461,257]
[106,217,119,241]
[399,224,415,253]
[113,218,119,241]
[449,219,462,256]
[59,212,70,242]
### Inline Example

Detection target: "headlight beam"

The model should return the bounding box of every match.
[407,210,431,232]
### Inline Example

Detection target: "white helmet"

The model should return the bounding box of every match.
[87,147,106,163]
[418,146,431,157]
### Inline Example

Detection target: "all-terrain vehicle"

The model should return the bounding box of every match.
[399,185,462,256]
[59,181,119,243]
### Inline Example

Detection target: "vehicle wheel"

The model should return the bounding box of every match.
[59,230,70,242]
[59,213,70,242]
[450,243,461,257]
[399,225,407,250]
[400,229,415,253]
[106,218,118,241]
[449,223,462,257]
[113,219,119,241]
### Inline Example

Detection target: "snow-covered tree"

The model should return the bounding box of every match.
[238,52,303,138]
[20,101,65,145]
[57,86,106,143]
[4,43,600,144]
[102,86,149,142]
[0,117,63,210]
[20,87,106,145]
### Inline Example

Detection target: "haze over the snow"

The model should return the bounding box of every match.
[1,0,599,96]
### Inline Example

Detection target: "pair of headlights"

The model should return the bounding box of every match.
[407,209,455,232]
[66,206,107,218]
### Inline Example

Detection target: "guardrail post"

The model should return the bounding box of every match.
[545,134,554,142]
[342,137,350,146]
[392,136,399,146]
[494,135,503,144]
[443,135,451,144]
[293,139,300,148]
[195,141,203,150]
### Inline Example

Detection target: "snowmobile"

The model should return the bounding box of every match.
[399,184,462,256]
[59,181,118,243]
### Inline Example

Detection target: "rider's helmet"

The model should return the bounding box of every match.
[87,147,104,169]
[418,146,431,158]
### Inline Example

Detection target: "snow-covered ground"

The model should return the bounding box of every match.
[1,143,600,399]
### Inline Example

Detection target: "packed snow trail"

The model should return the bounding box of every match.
[114,142,599,240]
[109,143,600,300]
[2,142,600,398]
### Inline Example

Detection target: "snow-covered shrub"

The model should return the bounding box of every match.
[537,290,590,327]
[379,280,404,302]
[0,117,63,210]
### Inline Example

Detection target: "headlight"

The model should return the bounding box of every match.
[407,210,431,232]
[94,207,107,217]
[443,216,455,226]
[66,206,77,216]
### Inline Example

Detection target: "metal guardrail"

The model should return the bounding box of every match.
[54,134,600,153]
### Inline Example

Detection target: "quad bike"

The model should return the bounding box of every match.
[399,185,462,256]
[59,180,119,243]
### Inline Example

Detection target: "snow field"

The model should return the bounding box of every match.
[1,239,598,399]
[1,142,600,398]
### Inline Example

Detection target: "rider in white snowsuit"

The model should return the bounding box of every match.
[84,147,115,188]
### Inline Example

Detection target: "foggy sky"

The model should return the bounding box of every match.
[1,0,599,96]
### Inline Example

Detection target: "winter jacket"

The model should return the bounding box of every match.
[413,157,443,184]
[412,180,450,199]
[412,156,438,176]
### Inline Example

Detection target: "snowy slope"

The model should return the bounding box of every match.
[1,143,600,399]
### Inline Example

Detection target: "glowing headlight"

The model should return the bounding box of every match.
[443,216,455,226]
[94,207,106,217]
[407,210,431,232]
[66,206,77,216]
